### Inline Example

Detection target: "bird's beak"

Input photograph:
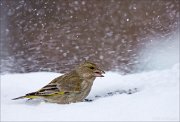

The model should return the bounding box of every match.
[94,68,105,77]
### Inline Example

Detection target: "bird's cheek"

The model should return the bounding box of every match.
[82,73,91,78]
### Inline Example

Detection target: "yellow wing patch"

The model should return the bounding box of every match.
[26,91,65,98]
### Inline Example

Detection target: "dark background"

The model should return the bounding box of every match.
[0,0,179,74]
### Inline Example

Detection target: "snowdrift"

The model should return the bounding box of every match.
[1,63,179,121]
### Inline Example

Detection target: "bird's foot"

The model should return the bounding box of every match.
[84,99,93,102]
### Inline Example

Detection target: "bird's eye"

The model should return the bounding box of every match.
[89,66,94,69]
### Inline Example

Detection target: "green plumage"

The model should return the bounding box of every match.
[12,61,105,104]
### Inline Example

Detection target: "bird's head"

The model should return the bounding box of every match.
[75,61,105,79]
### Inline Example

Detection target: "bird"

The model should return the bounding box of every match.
[12,61,105,104]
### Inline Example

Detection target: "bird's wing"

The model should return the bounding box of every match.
[57,74,82,93]
[26,73,83,96]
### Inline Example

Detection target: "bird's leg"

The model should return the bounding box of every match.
[84,99,93,102]
[27,98,33,101]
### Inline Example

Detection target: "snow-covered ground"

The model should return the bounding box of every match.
[1,63,179,121]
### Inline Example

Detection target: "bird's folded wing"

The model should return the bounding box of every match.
[27,75,83,96]
[58,75,82,92]
[36,83,61,95]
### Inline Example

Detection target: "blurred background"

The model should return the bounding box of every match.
[0,0,179,74]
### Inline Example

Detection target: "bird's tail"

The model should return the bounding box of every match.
[12,93,39,100]
[12,96,26,100]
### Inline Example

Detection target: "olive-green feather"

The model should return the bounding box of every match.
[12,91,65,100]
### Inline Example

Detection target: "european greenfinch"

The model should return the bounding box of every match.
[12,61,105,104]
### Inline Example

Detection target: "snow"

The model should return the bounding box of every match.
[1,63,179,121]
[1,1,179,74]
